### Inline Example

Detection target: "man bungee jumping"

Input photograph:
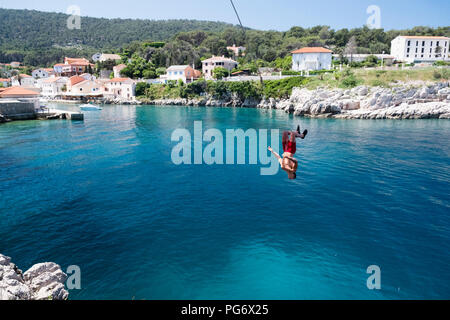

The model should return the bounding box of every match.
[268,125,308,180]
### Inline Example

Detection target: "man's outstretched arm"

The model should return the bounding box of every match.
[268,147,282,161]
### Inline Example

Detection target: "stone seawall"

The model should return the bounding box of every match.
[141,82,450,120]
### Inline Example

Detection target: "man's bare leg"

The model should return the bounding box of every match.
[282,131,289,151]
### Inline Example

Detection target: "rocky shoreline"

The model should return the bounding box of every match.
[0,254,68,300]
[141,82,450,119]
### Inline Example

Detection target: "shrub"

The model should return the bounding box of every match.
[432,69,450,80]
[206,81,229,99]
[212,67,230,80]
[369,79,389,87]
[227,81,261,100]
[182,80,207,98]
[309,69,334,76]
[135,82,150,96]
[433,70,442,79]
[433,61,450,66]
[339,69,361,88]
[281,70,302,76]
[263,76,309,98]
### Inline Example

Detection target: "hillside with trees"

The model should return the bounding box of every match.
[0,8,449,70]
[0,8,237,66]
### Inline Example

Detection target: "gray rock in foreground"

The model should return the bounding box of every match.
[259,82,450,119]
[0,253,68,300]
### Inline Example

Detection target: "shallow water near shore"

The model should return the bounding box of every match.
[1,104,449,300]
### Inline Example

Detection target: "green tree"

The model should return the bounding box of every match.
[212,67,229,80]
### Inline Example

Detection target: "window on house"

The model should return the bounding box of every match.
[437,41,440,46]
[422,41,425,46]
[422,48,424,53]
[416,41,419,46]
[431,41,433,46]
[407,41,411,46]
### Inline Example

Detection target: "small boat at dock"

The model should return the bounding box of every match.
[80,104,102,111]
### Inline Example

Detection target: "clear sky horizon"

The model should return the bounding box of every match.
[0,0,449,31]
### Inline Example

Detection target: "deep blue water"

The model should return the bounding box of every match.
[0,104,449,300]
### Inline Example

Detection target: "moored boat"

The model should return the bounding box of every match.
[80,104,102,111]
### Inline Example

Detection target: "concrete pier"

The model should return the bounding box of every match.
[0,100,36,120]
[36,108,84,121]
[0,101,84,123]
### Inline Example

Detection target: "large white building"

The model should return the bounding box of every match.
[391,36,450,63]
[202,56,238,80]
[291,47,333,71]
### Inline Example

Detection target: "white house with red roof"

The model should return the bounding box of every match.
[113,64,127,78]
[162,65,202,83]
[32,68,55,79]
[291,47,333,71]
[69,79,104,96]
[0,86,40,99]
[227,45,246,57]
[39,77,68,98]
[19,74,35,87]
[391,36,450,63]
[54,57,94,77]
[103,78,136,100]
[202,56,238,80]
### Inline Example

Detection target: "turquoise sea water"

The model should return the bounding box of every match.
[0,104,449,300]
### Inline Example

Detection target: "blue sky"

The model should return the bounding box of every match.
[0,0,449,31]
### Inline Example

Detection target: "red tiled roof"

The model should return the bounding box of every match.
[108,78,133,82]
[20,74,32,78]
[0,86,40,97]
[113,64,127,70]
[69,76,85,86]
[43,77,63,83]
[0,78,11,82]
[193,70,202,78]
[65,57,90,64]
[291,47,333,54]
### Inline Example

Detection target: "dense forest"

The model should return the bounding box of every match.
[0,8,237,65]
[0,8,449,71]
